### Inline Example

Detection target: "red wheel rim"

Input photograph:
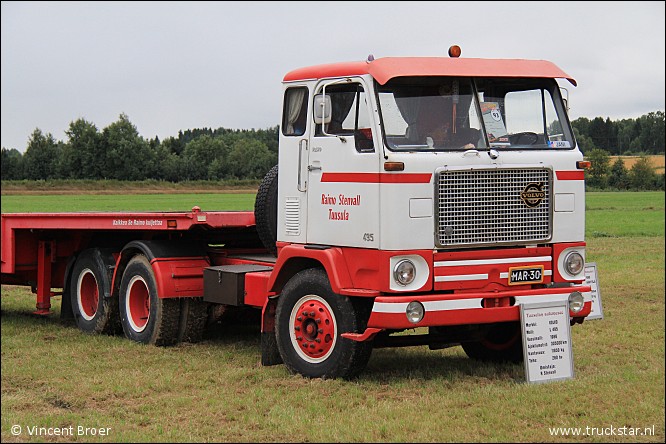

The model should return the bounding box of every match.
[289,295,337,363]
[126,275,150,332]
[77,269,99,321]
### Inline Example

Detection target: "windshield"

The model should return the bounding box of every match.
[377,77,575,151]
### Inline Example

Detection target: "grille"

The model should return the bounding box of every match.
[436,168,551,248]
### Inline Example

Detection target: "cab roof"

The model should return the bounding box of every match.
[283,57,577,86]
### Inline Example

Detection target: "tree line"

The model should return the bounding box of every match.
[571,111,664,155]
[1,114,278,181]
[584,148,663,191]
[1,111,664,183]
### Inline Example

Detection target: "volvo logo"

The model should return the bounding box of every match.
[520,183,545,207]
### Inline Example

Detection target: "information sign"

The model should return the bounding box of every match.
[521,300,574,383]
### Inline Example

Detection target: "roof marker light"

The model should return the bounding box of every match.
[448,45,461,58]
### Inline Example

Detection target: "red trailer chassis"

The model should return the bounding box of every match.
[1,207,263,314]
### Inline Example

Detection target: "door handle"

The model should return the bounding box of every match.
[308,165,322,171]
[298,139,308,192]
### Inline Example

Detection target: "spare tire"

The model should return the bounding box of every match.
[255,164,279,256]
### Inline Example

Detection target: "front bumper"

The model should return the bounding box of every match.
[342,286,591,341]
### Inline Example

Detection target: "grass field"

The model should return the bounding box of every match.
[1,191,664,442]
[608,155,665,174]
[0,193,257,213]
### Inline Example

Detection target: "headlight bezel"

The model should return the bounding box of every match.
[564,251,585,276]
[393,259,416,286]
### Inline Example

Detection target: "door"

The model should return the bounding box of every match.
[306,79,380,248]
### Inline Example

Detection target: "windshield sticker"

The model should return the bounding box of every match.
[548,140,571,148]
[481,102,508,143]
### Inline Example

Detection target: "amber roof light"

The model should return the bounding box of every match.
[448,45,461,58]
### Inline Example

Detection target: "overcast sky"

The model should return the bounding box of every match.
[2,1,664,152]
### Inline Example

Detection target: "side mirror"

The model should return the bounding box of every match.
[560,87,570,112]
[313,94,332,124]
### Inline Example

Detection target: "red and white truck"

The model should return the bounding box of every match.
[1,47,595,379]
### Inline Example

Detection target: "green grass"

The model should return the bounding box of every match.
[586,191,665,238]
[2,191,665,442]
[0,193,257,213]
[1,179,261,192]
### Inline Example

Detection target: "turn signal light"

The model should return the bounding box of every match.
[384,162,405,171]
[577,161,591,169]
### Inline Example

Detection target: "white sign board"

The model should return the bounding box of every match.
[584,262,604,320]
[521,301,574,384]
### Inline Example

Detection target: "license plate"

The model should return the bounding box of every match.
[508,265,544,285]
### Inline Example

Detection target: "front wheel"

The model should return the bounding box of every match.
[461,322,523,363]
[275,268,372,379]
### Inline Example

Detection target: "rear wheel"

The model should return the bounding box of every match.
[461,322,523,363]
[275,268,372,379]
[70,249,118,334]
[118,255,180,346]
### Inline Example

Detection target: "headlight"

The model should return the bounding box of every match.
[564,251,584,276]
[568,291,585,313]
[406,301,425,323]
[393,259,416,286]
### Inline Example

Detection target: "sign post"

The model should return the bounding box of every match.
[521,300,574,384]
[584,262,604,320]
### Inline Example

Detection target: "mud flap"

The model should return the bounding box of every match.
[261,331,283,366]
[59,255,77,321]
[260,297,282,366]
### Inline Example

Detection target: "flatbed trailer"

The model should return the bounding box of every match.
[1,207,277,339]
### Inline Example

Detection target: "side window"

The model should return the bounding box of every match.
[313,82,374,152]
[282,87,308,136]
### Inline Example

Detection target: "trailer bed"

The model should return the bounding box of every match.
[1,208,257,281]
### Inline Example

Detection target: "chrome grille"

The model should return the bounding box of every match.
[436,168,551,247]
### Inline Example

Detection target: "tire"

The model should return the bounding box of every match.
[70,248,119,334]
[461,322,523,363]
[177,297,209,343]
[254,164,279,256]
[275,268,372,379]
[118,255,180,346]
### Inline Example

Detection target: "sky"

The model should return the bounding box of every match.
[1,1,664,152]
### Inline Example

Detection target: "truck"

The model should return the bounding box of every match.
[1,46,595,379]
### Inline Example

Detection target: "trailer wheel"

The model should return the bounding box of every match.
[254,164,278,256]
[275,268,372,379]
[461,322,523,363]
[70,249,119,334]
[119,255,180,346]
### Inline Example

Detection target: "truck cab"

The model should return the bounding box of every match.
[259,48,592,378]
[277,52,583,252]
